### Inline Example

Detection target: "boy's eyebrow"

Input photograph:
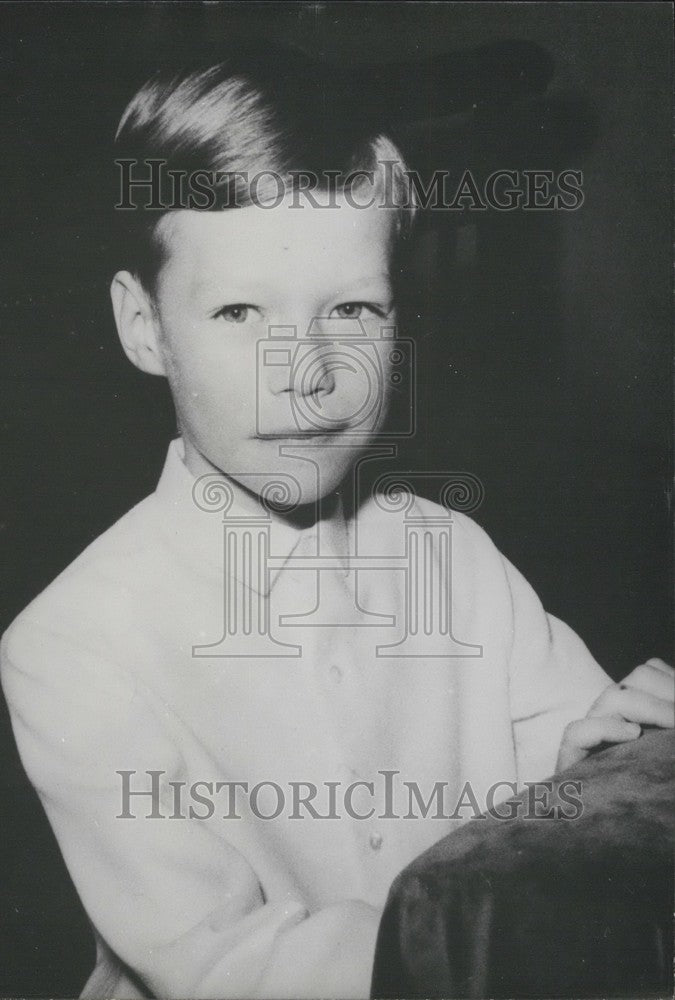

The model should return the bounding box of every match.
[328,273,393,298]
[190,273,393,299]
[189,277,275,297]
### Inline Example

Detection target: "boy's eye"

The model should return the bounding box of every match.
[331,302,385,320]
[214,304,254,324]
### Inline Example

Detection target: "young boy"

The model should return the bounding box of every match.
[1,55,672,1000]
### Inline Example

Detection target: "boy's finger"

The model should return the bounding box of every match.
[645,657,674,676]
[557,716,641,770]
[563,715,641,750]
[589,685,674,727]
[619,662,675,702]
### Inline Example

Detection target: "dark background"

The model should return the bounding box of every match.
[0,3,672,995]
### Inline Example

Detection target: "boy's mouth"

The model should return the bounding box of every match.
[254,425,352,440]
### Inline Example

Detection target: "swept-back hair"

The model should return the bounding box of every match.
[113,44,416,291]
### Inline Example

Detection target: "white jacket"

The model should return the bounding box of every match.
[1,438,610,998]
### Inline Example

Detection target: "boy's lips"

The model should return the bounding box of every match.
[254,426,352,439]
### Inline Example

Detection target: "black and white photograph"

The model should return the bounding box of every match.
[1,2,673,998]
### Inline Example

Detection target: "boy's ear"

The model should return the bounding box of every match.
[110,271,166,376]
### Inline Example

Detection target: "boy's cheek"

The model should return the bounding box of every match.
[161,327,254,385]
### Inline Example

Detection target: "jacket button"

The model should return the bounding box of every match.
[369,831,383,851]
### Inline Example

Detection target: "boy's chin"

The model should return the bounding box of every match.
[247,464,349,511]
[224,453,357,516]
[188,438,366,513]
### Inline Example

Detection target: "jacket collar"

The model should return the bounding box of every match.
[153,438,350,596]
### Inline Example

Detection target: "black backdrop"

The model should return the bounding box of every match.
[0,3,672,996]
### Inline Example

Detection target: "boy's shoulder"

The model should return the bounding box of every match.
[362,486,501,559]
[1,478,509,678]
[2,488,167,667]
[359,485,512,609]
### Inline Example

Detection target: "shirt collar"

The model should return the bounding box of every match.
[153,437,350,596]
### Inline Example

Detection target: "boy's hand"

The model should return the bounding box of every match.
[557,658,674,770]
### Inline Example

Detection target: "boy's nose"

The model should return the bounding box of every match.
[264,340,337,400]
[290,347,337,400]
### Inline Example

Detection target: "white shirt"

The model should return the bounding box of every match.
[1,438,611,998]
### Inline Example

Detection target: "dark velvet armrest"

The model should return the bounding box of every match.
[372,730,674,999]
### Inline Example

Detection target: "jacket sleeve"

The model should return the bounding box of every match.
[0,618,378,999]
[501,556,613,782]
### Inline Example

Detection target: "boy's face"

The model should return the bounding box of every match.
[147,194,397,508]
